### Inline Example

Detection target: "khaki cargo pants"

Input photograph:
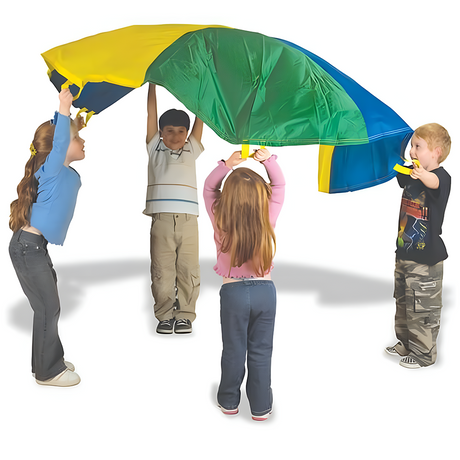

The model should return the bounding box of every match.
[150,213,200,322]
[393,259,443,367]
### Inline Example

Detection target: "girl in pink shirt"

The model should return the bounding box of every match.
[203,149,285,421]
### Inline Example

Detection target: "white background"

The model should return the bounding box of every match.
[1,1,458,458]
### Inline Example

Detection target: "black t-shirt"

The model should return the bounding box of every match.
[395,167,451,265]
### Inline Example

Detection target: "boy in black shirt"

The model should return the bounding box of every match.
[385,123,451,368]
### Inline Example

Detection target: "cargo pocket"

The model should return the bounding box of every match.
[187,265,200,305]
[412,278,442,313]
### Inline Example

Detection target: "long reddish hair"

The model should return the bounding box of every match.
[9,121,56,232]
[212,167,276,277]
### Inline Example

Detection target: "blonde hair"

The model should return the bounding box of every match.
[212,167,276,277]
[414,123,451,163]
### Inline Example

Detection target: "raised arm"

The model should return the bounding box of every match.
[37,89,72,179]
[254,149,285,226]
[254,149,285,187]
[203,162,229,221]
[203,151,246,221]
[190,117,203,143]
[146,83,158,144]
[58,88,72,117]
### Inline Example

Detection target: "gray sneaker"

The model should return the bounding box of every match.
[174,318,192,334]
[156,318,174,334]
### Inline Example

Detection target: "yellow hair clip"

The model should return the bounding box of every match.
[30,143,37,157]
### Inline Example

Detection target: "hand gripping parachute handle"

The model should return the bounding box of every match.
[393,158,420,175]
[59,81,94,127]
[241,143,266,158]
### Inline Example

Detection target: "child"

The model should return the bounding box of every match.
[203,148,285,421]
[145,83,204,334]
[9,88,85,386]
[386,123,451,368]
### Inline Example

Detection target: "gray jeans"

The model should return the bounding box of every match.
[9,230,67,381]
[218,280,276,416]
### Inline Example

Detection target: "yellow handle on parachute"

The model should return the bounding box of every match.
[75,108,95,128]
[241,144,266,158]
[60,81,84,101]
[393,159,420,175]
[60,82,92,128]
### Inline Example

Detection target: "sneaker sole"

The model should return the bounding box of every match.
[252,411,272,421]
[174,329,192,334]
[36,370,81,387]
[218,405,239,415]
[156,327,174,334]
[399,360,421,369]
[174,321,192,333]
[36,378,80,387]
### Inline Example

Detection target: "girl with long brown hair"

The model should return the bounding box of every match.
[9,88,85,387]
[204,148,285,421]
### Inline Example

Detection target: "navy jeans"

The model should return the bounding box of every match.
[9,230,66,381]
[218,280,276,416]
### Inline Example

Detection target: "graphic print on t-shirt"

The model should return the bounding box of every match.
[398,184,429,253]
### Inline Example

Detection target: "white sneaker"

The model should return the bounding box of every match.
[32,360,75,377]
[64,361,75,372]
[36,369,81,387]
[385,345,399,356]
[399,356,422,369]
[385,341,409,357]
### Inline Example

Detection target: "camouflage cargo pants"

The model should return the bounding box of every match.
[393,259,443,367]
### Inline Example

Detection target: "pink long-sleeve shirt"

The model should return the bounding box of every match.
[203,155,285,278]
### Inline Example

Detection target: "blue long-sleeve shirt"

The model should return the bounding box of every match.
[29,112,81,245]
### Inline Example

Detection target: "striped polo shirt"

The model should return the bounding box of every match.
[143,131,204,216]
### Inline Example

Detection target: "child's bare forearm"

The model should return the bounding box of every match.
[411,167,439,189]
[420,171,440,189]
[146,83,158,143]
[191,118,203,143]
[58,89,72,116]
